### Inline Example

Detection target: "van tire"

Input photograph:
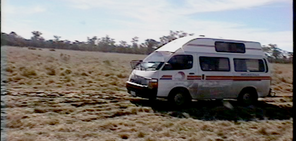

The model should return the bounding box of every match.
[168,88,191,107]
[238,89,258,106]
[148,94,157,101]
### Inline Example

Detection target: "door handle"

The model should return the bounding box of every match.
[189,72,194,75]
[202,74,205,80]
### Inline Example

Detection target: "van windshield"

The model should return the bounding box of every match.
[135,62,164,71]
[135,51,172,71]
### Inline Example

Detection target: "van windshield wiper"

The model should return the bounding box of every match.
[136,61,164,71]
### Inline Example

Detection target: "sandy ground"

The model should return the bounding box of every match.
[1,46,293,141]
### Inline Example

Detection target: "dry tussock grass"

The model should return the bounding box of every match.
[3,46,293,141]
[271,63,293,93]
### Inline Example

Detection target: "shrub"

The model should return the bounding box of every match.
[60,69,72,76]
[45,67,56,75]
[117,73,127,78]
[103,60,112,66]
[6,67,14,73]
[28,47,36,50]
[21,67,37,77]
[12,75,24,82]
[64,69,72,74]
[119,133,129,139]
[60,54,71,62]
[81,72,89,76]
[137,131,146,138]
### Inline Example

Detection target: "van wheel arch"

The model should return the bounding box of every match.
[168,87,192,107]
[238,87,258,105]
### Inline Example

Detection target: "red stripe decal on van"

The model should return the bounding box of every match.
[160,75,172,80]
[160,75,270,81]
[233,76,271,80]
[162,75,172,78]
[187,75,202,80]
[206,76,271,81]
[206,76,232,80]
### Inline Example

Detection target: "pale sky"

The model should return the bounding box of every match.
[2,0,293,52]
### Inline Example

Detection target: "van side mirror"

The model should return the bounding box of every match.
[130,60,142,69]
[162,63,172,70]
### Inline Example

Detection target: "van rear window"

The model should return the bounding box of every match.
[215,41,245,53]
[234,59,265,72]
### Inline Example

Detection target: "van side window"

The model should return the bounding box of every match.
[162,55,193,70]
[263,58,269,73]
[234,59,265,72]
[200,57,230,71]
[215,41,245,53]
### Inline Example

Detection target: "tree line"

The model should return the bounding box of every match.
[1,30,292,63]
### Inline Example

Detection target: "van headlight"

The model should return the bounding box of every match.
[141,78,149,85]
[148,78,158,89]
[130,74,149,86]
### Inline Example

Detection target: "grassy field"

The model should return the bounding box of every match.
[2,46,293,141]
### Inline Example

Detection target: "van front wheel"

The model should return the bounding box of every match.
[168,89,191,107]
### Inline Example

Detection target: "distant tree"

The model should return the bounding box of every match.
[131,36,139,53]
[63,40,72,50]
[119,40,129,48]
[87,36,97,45]
[98,35,116,52]
[262,44,293,63]
[52,35,62,49]
[131,37,139,48]
[53,35,61,41]
[288,52,293,63]
[5,31,26,46]
[31,31,43,40]
[262,45,272,57]
[288,52,293,58]
[144,39,158,54]
[269,44,282,60]
[87,36,98,51]
[159,30,194,47]
[9,31,18,37]
[30,31,44,47]
[262,45,272,53]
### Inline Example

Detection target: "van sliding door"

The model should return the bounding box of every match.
[197,56,232,99]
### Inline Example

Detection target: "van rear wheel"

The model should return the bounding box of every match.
[168,89,191,107]
[238,91,258,105]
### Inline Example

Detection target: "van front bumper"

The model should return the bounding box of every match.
[126,81,157,99]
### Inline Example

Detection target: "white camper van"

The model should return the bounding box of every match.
[126,36,272,106]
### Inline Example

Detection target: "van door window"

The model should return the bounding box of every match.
[199,57,230,71]
[234,59,265,72]
[162,55,193,70]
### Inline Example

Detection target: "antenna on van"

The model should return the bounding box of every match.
[199,35,205,37]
